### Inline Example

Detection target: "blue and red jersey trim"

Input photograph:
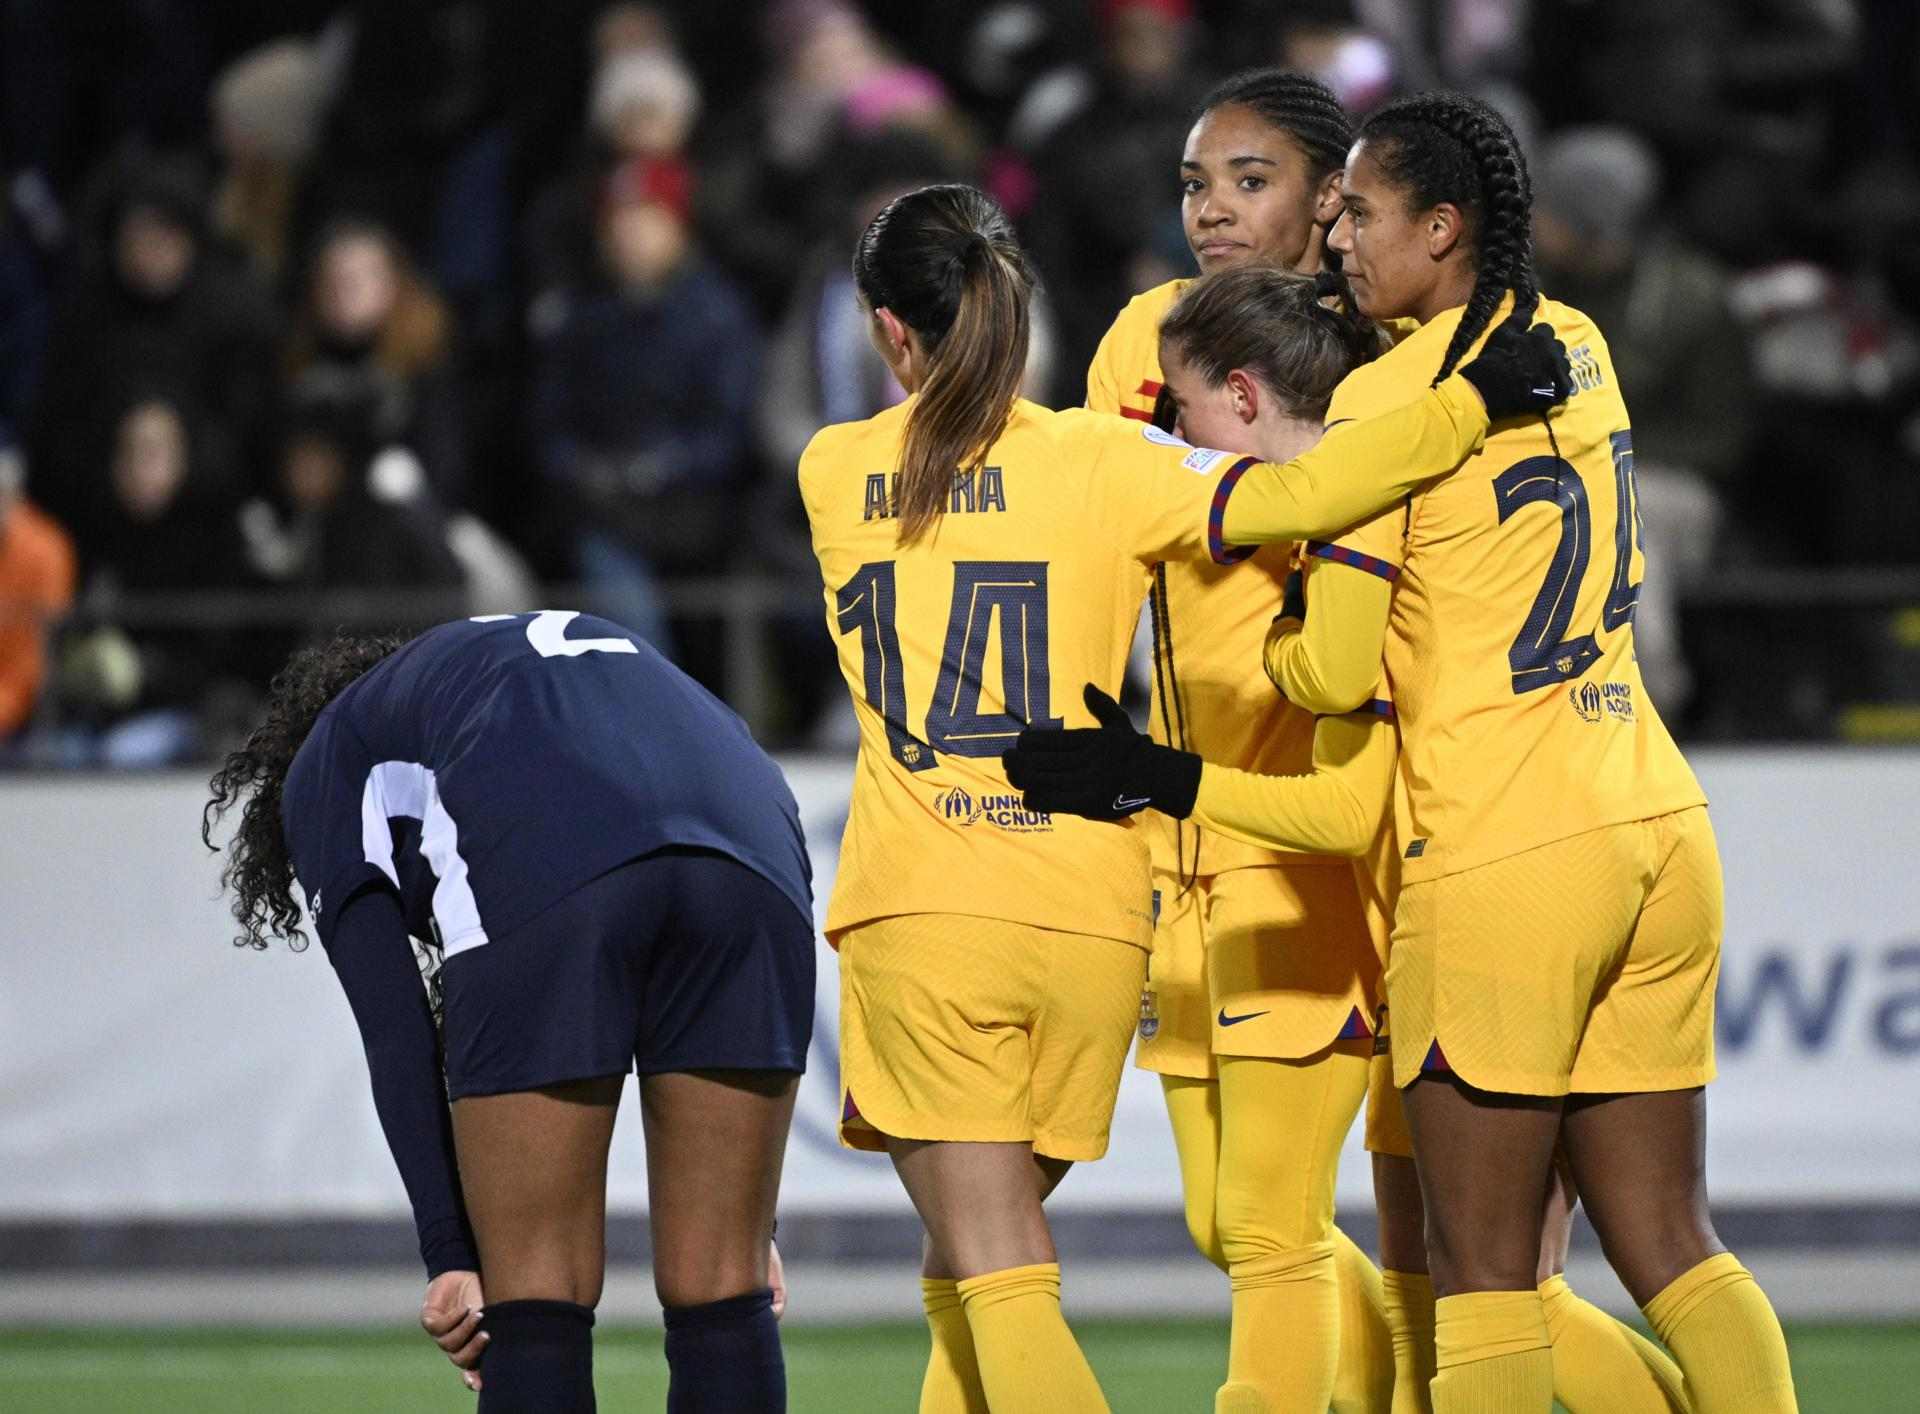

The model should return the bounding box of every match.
[1336,1006,1373,1041]
[1306,540,1400,582]
[1352,698,1395,720]
[1208,456,1261,565]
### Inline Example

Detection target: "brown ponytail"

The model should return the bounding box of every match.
[853,185,1036,544]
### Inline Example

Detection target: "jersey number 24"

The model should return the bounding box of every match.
[1494,430,1642,695]
[835,560,1064,771]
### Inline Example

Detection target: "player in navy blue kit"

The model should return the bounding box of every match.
[204,610,816,1413]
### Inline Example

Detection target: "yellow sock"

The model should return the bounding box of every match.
[920,1277,988,1414]
[1222,1241,1339,1411]
[1381,1270,1436,1414]
[1643,1254,1797,1414]
[956,1262,1108,1413]
[1331,1229,1395,1413]
[1430,1290,1553,1413]
[1539,1273,1689,1412]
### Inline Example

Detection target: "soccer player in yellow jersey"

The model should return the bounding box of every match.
[1083,72,1398,1414]
[1154,93,1794,1414]
[799,183,1551,1414]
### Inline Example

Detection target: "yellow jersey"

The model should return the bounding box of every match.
[1224,297,1707,883]
[1085,279,1315,878]
[801,396,1259,948]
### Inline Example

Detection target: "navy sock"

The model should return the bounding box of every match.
[476,1299,596,1413]
[662,1288,785,1413]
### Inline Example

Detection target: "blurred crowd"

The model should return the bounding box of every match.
[1,0,1917,763]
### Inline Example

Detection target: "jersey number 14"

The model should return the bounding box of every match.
[835,560,1063,772]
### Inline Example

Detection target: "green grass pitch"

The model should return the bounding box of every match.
[3,1321,1915,1411]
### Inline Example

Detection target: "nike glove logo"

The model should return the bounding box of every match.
[1112,794,1152,813]
[1218,1008,1269,1027]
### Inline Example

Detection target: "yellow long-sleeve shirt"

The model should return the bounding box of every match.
[1222,305,1705,883]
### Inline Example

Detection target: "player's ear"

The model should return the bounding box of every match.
[1425,202,1467,261]
[1225,368,1260,425]
[1312,167,1344,226]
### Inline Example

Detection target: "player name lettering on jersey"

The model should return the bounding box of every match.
[862,466,1009,522]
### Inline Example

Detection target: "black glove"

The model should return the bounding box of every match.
[1002,683,1202,821]
[1458,314,1575,420]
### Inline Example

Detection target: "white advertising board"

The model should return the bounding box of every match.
[0,751,1914,1219]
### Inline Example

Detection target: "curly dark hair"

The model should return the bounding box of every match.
[1358,91,1538,384]
[203,631,404,951]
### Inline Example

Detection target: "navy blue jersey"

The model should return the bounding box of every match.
[282,611,812,951]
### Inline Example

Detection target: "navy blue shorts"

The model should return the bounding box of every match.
[439,847,816,1100]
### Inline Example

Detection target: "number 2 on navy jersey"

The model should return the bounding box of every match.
[1493,430,1641,695]
[471,610,639,657]
[836,560,1063,771]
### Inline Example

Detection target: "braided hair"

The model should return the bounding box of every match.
[1197,68,1354,178]
[1357,91,1537,383]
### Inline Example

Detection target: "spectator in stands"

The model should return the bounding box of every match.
[696,0,970,317]
[50,389,248,766]
[0,436,74,745]
[524,27,703,308]
[302,0,513,331]
[1028,0,1205,404]
[211,39,328,283]
[531,156,760,656]
[245,367,466,603]
[287,220,471,510]
[1535,126,1755,714]
[29,150,278,545]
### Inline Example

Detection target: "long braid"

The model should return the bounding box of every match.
[1360,92,1539,382]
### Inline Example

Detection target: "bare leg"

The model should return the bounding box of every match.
[643,1068,800,1414]
[452,1076,624,1305]
[1403,1074,1562,1412]
[890,1138,1108,1413]
[452,1076,623,1411]
[641,1068,798,1308]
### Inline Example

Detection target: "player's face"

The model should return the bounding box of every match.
[1159,346,1249,450]
[1327,139,1435,321]
[1182,105,1338,276]
[1159,345,1326,467]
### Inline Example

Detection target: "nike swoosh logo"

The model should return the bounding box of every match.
[1217,1008,1269,1027]
[1112,794,1151,812]
[1532,385,1558,398]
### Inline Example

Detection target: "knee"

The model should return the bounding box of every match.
[1593,1213,1724,1307]
[1422,1215,1538,1297]
[654,1247,769,1311]
[490,1252,605,1308]
[1183,1194,1227,1272]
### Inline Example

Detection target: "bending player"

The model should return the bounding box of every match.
[799,183,1554,1413]
[205,611,816,1413]
[1083,72,1396,1414]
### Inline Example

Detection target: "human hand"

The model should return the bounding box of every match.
[422,1269,489,1392]
[1459,315,1574,420]
[770,1239,787,1320]
[1003,684,1201,821]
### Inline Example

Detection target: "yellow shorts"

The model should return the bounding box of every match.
[1388,807,1722,1097]
[836,913,1146,1162]
[1136,864,1382,1080]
